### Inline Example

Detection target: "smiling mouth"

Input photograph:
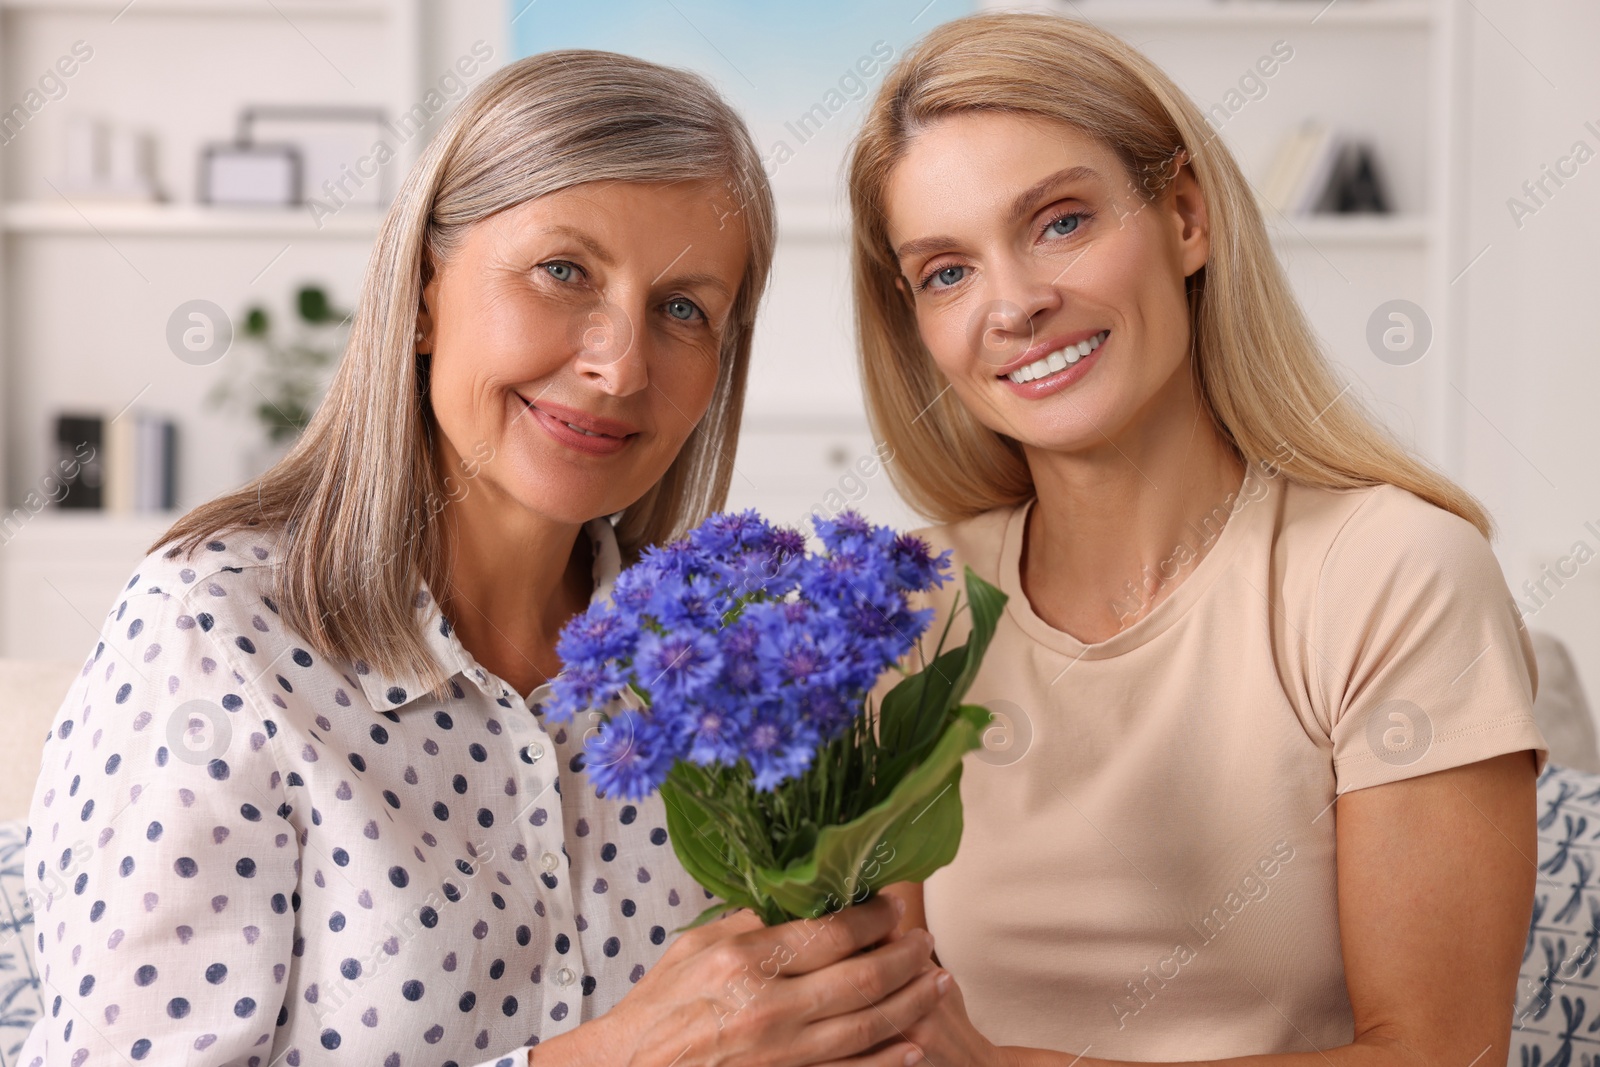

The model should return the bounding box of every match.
[559,420,614,439]
[516,394,635,441]
[1001,330,1110,383]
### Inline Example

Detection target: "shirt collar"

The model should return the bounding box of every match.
[352,516,623,713]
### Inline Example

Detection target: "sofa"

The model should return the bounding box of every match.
[1,637,1597,1065]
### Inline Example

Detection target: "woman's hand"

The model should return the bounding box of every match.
[537,894,948,1067]
[891,968,1010,1067]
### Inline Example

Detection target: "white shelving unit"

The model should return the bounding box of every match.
[0,0,391,13]
[1023,0,1436,26]
[1,200,388,236]
[0,0,423,658]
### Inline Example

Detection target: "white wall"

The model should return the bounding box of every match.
[1457,0,1600,714]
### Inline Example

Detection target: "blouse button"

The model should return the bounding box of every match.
[555,967,576,987]
[524,742,544,762]
[540,851,560,872]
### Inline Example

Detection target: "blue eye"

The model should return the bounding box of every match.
[918,265,967,292]
[543,262,575,282]
[665,297,703,322]
[1046,213,1084,237]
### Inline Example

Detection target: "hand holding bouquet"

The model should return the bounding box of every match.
[546,509,1005,927]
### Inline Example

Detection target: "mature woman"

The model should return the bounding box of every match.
[849,13,1548,1067]
[22,51,947,1067]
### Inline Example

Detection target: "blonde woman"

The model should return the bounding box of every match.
[849,12,1548,1067]
[22,51,948,1067]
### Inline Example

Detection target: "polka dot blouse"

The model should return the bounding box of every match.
[21,517,712,1067]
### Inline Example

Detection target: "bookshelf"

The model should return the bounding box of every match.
[1015,0,1436,27]
[1,200,387,237]
[0,0,426,657]
[0,0,390,13]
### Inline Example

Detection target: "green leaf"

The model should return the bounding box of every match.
[748,702,991,919]
[877,568,1006,781]
[942,568,1008,703]
[658,774,748,906]
[677,900,743,933]
[297,285,332,323]
[776,820,818,868]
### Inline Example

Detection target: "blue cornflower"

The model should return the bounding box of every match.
[678,700,747,767]
[545,660,628,724]
[646,572,729,630]
[719,620,765,694]
[687,509,777,558]
[557,605,635,665]
[633,629,723,700]
[743,707,821,791]
[753,611,852,693]
[723,545,803,601]
[813,510,875,555]
[550,507,953,797]
[610,560,664,615]
[585,708,674,800]
[890,533,952,592]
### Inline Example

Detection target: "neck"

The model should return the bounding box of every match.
[437,478,594,700]
[1019,371,1246,644]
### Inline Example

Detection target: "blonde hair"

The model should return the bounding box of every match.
[847,12,1492,538]
[158,49,777,685]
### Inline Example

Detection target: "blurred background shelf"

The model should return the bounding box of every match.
[1011,0,1435,27]
[0,0,389,16]
[0,512,177,663]
[1265,211,1430,244]
[2,200,387,236]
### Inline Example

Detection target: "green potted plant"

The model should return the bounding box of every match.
[209,283,350,475]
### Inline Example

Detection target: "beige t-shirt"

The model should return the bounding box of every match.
[912,462,1548,1061]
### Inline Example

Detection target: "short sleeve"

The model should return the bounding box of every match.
[1312,486,1549,794]
[21,576,298,1066]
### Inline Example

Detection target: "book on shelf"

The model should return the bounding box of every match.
[1260,120,1392,216]
[53,415,104,510]
[52,412,177,513]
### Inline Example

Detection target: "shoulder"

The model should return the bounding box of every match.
[110,523,286,640]
[1276,480,1518,683]
[133,522,282,602]
[34,526,294,833]
[60,522,294,735]
[1276,479,1501,597]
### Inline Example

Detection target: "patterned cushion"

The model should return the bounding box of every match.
[1518,762,1600,1064]
[0,819,43,1066]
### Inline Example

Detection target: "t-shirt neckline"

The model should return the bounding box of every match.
[998,462,1277,660]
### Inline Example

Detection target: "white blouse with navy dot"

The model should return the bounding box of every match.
[21,517,711,1067]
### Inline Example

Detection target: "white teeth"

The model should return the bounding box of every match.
[1007,331,1107,384]
[565,422,606,438]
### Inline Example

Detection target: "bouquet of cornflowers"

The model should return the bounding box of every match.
[545,509,1006,927]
